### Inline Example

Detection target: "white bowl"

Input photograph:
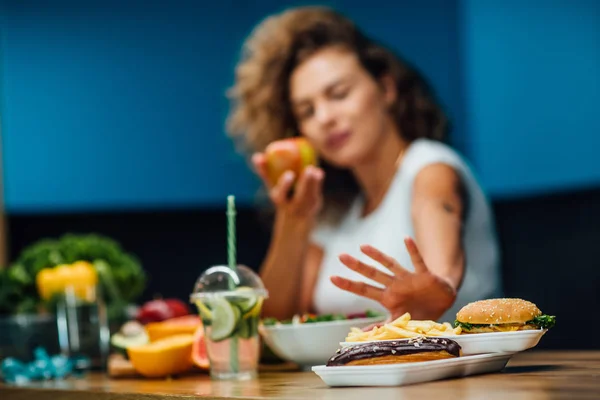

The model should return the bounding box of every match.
[259,316,386,368]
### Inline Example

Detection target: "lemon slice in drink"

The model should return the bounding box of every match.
[209,297,240,342]
[194,300,213,321]
[243,296,263,319]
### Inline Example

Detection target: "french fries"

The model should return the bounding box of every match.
[346,312,462,342]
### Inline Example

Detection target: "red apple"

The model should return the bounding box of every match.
[264,137,317,186]
[136,298,190,324]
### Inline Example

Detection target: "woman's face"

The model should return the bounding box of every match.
[289,46,397,168]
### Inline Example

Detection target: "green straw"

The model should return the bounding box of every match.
[226,195,239,374]
[227,195,238,278]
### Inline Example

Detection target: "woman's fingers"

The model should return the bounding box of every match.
[269,171,295,204]
[306,166,324,202]
[360,244,410,277]
[330,275,383,302]
[293,166,323,205]
[404,237,428,274]
[338,253,394,286]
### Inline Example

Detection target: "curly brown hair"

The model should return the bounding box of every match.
[226,6,449,223]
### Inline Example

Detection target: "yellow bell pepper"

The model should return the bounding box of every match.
[36,268,61,301]
[36,261,99,302]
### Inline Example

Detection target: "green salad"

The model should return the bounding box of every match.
[262,310,384,326]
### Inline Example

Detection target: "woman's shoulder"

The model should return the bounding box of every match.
[405,138,466,163]
[401,138,475,179]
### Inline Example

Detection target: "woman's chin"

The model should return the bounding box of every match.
[321,149,366,169]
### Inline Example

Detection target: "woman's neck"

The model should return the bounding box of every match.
[352,130,408,217]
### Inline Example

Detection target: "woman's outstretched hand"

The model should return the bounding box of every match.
[331,237,456,322]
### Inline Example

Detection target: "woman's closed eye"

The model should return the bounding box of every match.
[295,105,314,120]
[329,85,350,100]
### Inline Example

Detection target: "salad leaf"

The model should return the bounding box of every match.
[365,309,383,318]
[261,317,279,326]
[261,310,385,325]
[454,314,556,330]
[454,320,475,330]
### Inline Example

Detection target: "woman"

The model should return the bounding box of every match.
[226,6,502,323]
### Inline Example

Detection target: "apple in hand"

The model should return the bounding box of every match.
[264,137,317,187]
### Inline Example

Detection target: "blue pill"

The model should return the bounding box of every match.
[1,358,26,376]
[34,347,50,361]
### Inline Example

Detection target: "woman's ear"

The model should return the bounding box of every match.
[380,74,397,107]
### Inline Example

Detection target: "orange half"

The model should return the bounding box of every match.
[127,334,194,378]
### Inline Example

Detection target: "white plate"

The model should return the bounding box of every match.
[340,329,547,355]
[312,352,514,387]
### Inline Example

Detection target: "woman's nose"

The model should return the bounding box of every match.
[314,103,336,127]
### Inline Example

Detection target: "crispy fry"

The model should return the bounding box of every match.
[384,325,422,338]
[345,314,462,342]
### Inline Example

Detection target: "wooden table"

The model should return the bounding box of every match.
[1,351,598,399]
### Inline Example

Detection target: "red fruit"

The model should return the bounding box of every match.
[191,326,209,371]
[264,138,317,187]
[164,299,190,319]
[346,312,367,319]
[136,298,190,325]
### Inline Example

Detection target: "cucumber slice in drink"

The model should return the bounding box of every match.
[247,316,258,337]
[209,297,241,342]
[236,317,252,339]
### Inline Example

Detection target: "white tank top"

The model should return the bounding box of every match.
[310,138,503,323]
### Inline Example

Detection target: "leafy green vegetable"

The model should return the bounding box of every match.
[527,315,556,329]
[365,309,383,318]
[304,313,346,323]
[0,233,146,321]
[454,314,556,330]
[0,268,29,314]
[261,310,385,325]
[261,317,279,326]
[454,320,476,330]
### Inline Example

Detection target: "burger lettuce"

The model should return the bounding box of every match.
[454,314,556,331]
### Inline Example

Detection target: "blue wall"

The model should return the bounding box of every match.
[0,1,262,213]
[0,0,463,214]
[1,0,598,213]
[461,0,600,197]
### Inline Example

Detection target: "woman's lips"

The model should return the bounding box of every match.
[326,131,351,150]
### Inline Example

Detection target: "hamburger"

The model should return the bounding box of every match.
[454,298,556,333]
[326,337,461,366]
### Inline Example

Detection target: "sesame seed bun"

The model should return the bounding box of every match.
[456,298,542,325]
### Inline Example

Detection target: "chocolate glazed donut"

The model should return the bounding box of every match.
[327,337,462,366]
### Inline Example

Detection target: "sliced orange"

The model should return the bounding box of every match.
[127,334,194,378]
[145,315,202,342]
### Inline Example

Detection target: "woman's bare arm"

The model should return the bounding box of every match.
[260,213,318,320]
[411,163,467,291]
[299,243,324,314]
